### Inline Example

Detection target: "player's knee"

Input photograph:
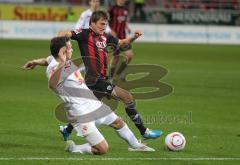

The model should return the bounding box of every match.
[97,147,108,155]
[113,87,134,103]
[124,92,133,103]
[124,51,134,61]
[126,53,133,61]
[111,118,125,129]
[94,141,109,155]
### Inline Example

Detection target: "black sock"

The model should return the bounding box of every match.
[125,102,147,135]
[66,123,73,133]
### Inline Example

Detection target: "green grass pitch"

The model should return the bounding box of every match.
[0,39,240,165]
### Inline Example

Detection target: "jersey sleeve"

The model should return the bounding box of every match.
[107,34,119,56]
[107,34,119,46]
[46,64,57,79]
[46,55,54,65]
[71,28,85,41]
[47,62,68,85]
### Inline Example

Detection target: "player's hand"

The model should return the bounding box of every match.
[57,31,72,37]
[58,47,67,64]
[134,31,142,38]
[22,60,36,70]
[57,31,66,37]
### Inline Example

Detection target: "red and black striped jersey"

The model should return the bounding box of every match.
[71,28,119,85]
[109,5,128,39]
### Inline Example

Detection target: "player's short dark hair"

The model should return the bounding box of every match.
[90,10,108,24]
[50,36,70,58]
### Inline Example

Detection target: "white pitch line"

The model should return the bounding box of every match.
[0,158,240,161]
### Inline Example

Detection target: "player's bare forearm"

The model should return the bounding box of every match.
[22,57,48,70]
[33,58,48,66]
[118,31,142,46]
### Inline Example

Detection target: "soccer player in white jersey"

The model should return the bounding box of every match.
[23,36,155,154]
[75,0,111,33]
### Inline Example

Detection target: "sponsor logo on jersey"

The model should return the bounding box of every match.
[96,40,107,49]
[117,16,126,22]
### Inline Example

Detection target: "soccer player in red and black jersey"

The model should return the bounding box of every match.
[59,10,162,140]
[108,0,134,80]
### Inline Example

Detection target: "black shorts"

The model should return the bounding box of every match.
[87,78,115,99]
[114,44,132,56]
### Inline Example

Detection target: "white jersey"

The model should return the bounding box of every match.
[75,9,92,29]
[75,9,111,33]
[46,56,102,116]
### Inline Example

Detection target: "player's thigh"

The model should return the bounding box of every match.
[112,85,133,103]
[95,108,118,126]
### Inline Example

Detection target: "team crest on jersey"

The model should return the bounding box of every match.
[124,10,128,15]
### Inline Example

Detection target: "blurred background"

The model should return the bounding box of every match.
[0,0,240,43]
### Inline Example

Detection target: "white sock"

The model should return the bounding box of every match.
[116,124,140,148]
[72,143,92,154]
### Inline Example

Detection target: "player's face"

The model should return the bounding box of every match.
[116,0,126,6]
[65,41,73,60]
[91,18,107,34]
[89,0,100,10]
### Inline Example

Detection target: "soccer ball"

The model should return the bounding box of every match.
[165,132,186,151]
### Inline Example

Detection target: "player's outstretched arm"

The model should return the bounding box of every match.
[22,57,48,70]
[118,30,142,46]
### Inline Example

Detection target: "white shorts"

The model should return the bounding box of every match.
[95,112,118,126]
[71,112,118,146]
